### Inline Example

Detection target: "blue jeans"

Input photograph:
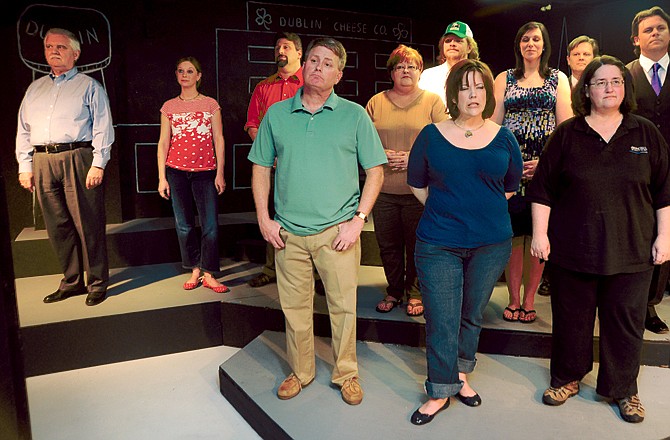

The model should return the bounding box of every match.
[415,238,512,398]
[166,168,220,273]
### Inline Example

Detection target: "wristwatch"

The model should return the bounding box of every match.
[354,211,368,222]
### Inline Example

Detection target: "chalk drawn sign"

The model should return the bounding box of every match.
[247,1,412,42]
[17,4,111,74]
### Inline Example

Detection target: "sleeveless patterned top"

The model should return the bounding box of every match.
[502,68,558,161]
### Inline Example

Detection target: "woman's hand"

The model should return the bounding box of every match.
[387,150,409,171]
[652,234,670,265]
[158,179,170,200]
[215,174,226,195]
[523,159,539,180]
[530,234,550,262]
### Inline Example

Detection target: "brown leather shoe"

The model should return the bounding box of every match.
[341,377,363,405]
[277,374,312,400]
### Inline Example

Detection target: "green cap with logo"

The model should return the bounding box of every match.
[443,21,474,38]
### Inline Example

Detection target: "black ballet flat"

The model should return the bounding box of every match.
[457,392,481,407]
[410,398,450,426]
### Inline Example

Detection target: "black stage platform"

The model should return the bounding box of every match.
[12,214,670,439]
[219,331,670,440]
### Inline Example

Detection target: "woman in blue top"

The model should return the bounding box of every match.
[408,59,523,425]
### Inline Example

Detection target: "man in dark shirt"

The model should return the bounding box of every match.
[626,6,670,334]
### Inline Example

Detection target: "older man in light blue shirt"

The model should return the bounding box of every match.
[16,28,114,306]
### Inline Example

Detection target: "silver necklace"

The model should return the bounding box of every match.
[453,119,486,138]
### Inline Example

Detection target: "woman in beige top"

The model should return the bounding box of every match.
[366,44,446,316]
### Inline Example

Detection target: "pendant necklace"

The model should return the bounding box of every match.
[453,119,486,138]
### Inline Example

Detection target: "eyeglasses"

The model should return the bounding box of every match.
[394,65,418,72]
[588,78,624,89]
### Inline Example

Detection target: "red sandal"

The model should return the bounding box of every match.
[183,276,203,291]
[202,277,230,293]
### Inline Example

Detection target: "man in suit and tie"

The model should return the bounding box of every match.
[627,6,670,334]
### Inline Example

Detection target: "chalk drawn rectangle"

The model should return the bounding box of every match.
[337,80,359,98]
[233,143,252,190]
[248,45,275,64]
[135,143,158,194]
[248,76,268,94]
[375,53,391,70]
[374,81,392,93]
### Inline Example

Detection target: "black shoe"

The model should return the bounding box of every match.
[410,398,450,426]
[85,291,107,306]
[247,273,276,287]
[456,392,481,407]
[43,287,86,303]
[645,315,669,334]
[537,279,551,296]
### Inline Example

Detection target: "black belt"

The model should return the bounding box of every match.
[33,141,93,154]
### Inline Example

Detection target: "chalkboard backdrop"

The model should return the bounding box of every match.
[2,0,661,238]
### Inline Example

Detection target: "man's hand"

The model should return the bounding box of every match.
[18,172,34,192]
[247,127,259,141]
[332,217,364,251]
[86,166,104,189]
[259,217,285,249]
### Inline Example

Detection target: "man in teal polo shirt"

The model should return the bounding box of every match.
[249,37,386,406]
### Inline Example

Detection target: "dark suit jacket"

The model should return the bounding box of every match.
[626,59,670,143]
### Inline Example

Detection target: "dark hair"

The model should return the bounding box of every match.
[176,56,202,89]
[567,35,599,56]
[275,32,303,52]
[630,6,670,57]
[513,22,551,80]
[571,55,636,117]
[386,44,424,76]
[446,59,496,119]
[437,35,480,65]
[305,38,347,71]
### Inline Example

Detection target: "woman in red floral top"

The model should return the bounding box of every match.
[157,57,229,293]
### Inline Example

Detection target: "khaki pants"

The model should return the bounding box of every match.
[276,225,360,386]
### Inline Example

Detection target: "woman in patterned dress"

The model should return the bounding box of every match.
[492,22,572,322]
[157,57,229,293]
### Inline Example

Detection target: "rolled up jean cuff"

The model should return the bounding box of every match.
[425,379,463,399]
[459,356,476,375]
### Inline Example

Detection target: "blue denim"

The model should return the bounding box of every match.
[166,168,220,273]
[415,238,512,398]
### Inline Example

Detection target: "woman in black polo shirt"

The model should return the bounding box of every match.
[527,55,670,424]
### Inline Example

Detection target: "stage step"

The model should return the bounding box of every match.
[11,213,381,278]
[17,261,670,377]
[219,330,670,440]
[221,265,670,367]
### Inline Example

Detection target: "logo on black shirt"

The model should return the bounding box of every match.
[629,146,648,154]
